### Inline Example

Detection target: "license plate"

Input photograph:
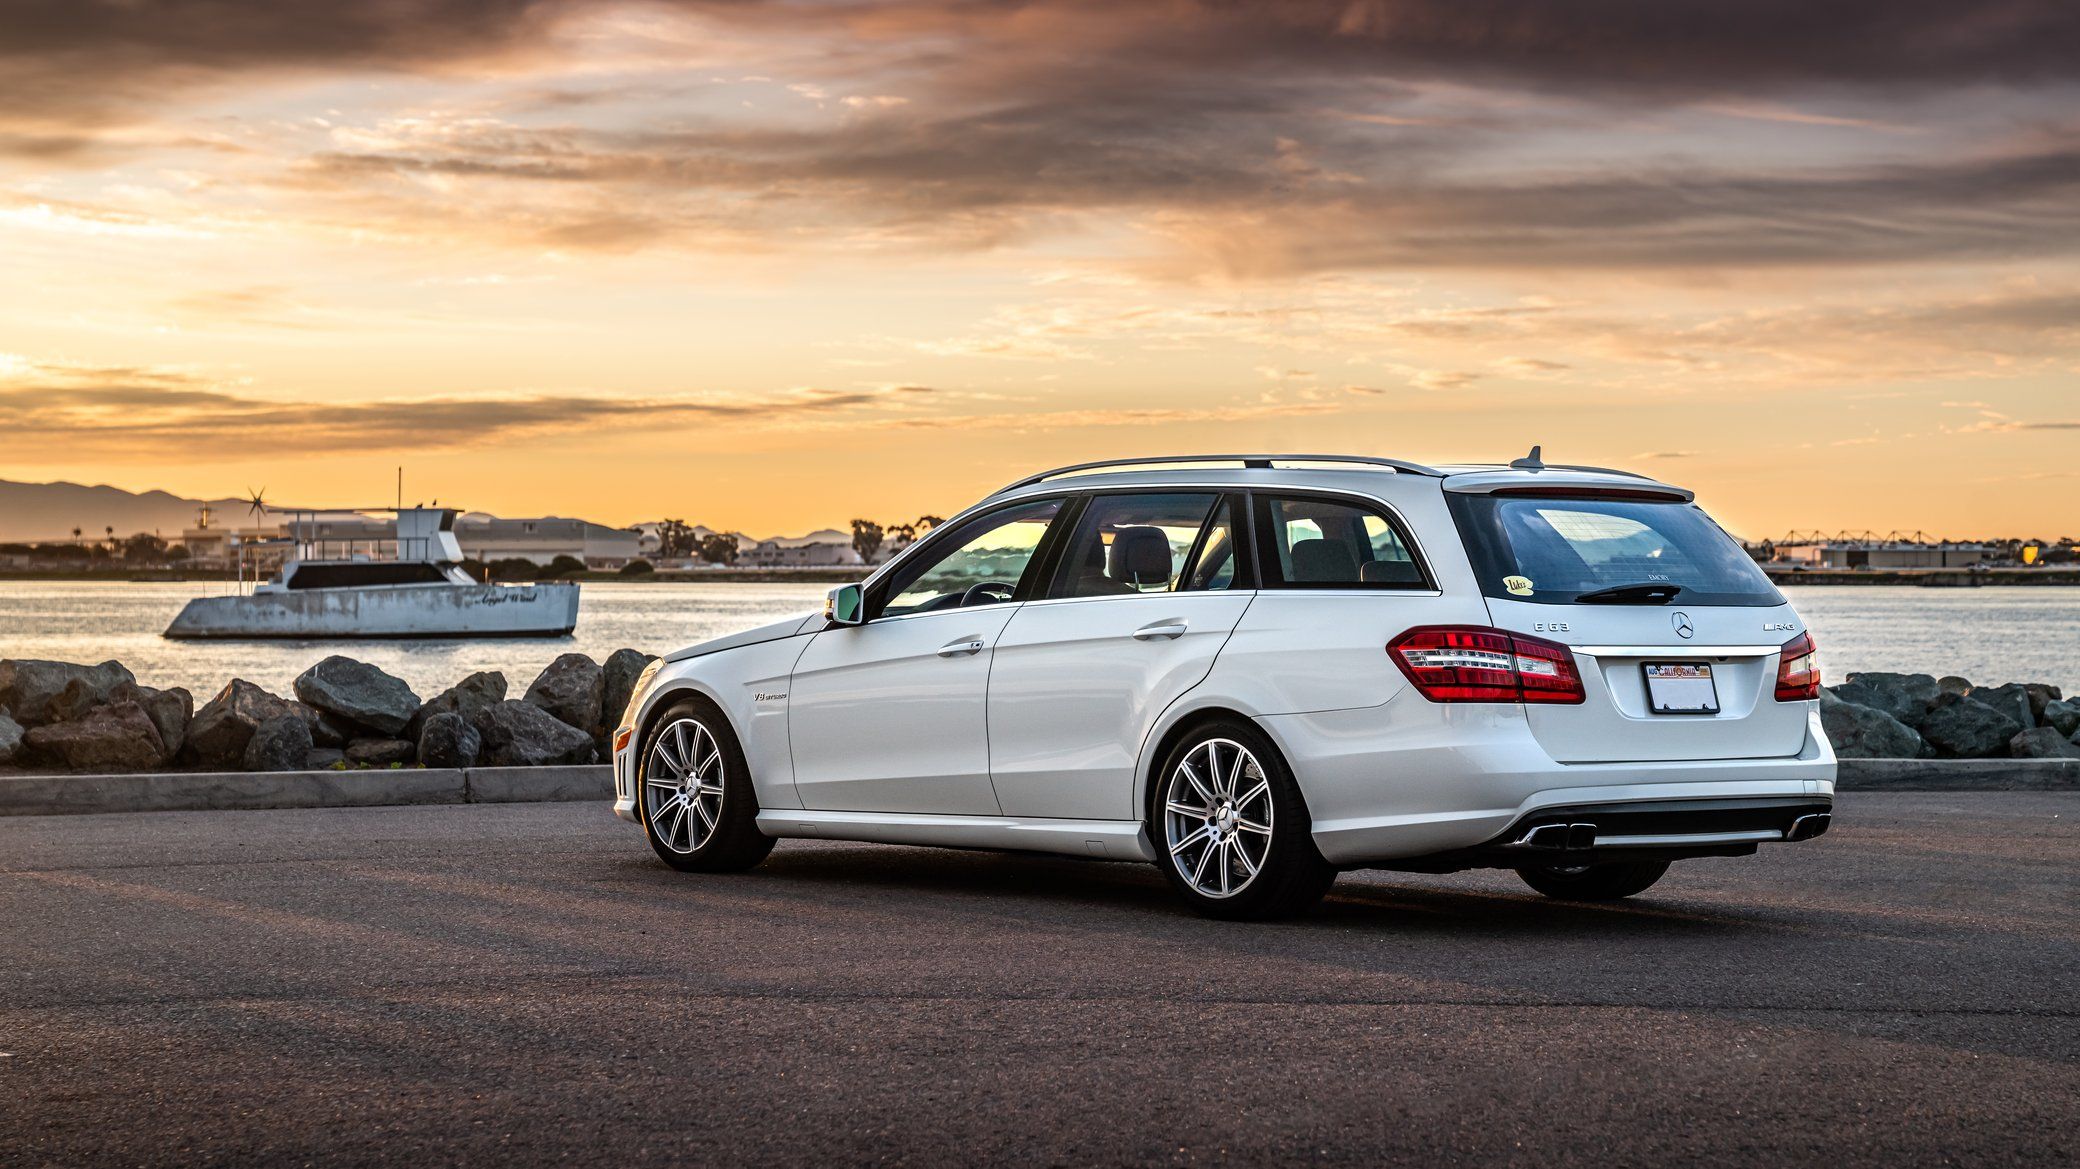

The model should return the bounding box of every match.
[1643,663,1719,715]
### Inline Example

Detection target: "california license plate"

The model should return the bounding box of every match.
[1644,663,1719,715]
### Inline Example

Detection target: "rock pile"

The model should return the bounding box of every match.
[0,650,657,774]
[1819,672,2079,759]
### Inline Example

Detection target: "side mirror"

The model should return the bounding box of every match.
[825,583,865,626]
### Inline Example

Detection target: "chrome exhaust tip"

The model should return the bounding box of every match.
[1520,822,1598,850]
[1787,813,1832,842]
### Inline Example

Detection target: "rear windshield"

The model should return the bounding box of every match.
[1447,494,1782,607]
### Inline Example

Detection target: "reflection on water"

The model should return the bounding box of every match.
[0,581,2074,697]
[0,581,830,697]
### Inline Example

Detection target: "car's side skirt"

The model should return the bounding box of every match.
[755,809,1158,863]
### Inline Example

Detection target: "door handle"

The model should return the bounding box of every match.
[1132,621,1189,641]
[937,637,987,657]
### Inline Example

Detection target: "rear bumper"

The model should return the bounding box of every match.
[1370,796,1833,873]
[1261,701,1837,866]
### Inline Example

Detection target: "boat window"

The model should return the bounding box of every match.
[287,562,449,590]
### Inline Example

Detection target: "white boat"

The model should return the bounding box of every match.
[164,507,579,640]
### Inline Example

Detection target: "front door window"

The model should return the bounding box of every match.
[878,499,1062,618]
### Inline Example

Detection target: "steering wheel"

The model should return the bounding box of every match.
[959,581,1015,606]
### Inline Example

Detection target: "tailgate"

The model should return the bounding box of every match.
[1486,598,1811,763]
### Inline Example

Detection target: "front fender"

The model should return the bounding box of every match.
[622,634,817,813]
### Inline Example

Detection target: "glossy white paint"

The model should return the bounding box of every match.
[787,607,1019,815]
[988,591,1253,820]
[612,458,1838,875]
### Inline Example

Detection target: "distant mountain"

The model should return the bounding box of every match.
[0,479,264,543]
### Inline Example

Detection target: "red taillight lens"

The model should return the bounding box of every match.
[1775,631,1820,701]
[1388,625,1585,705]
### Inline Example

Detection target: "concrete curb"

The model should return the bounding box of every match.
[1834,758,2078,791]
[0,764,610,817]
[2,759,2073,817]
[465,765,614,803]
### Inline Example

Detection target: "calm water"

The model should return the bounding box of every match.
[0,581,2075,697]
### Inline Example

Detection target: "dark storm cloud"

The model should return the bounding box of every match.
[9,1,2080,273]
[7,0,2078,120]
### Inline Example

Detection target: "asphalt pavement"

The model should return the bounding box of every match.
[2,794,2075,1167]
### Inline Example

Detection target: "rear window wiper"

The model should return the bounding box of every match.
[1574,582,1684,604]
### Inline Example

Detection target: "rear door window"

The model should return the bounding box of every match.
[1047,492,1242,599]
[1253,495,1429,589]
[1447,494,1783,606]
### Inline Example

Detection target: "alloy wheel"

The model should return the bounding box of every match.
[645,717,726,854]
[1162,737,1274,898]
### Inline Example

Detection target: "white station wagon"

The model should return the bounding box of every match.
[612,452,1835,919]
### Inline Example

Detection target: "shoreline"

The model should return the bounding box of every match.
[5,568,2078,586]
[0,567,868,584]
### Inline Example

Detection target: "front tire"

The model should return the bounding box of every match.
[1153,720,1335,920]
[1516,860,1669,901]
[638,698,774,873]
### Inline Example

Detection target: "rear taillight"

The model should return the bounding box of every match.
[1775,631,1820,701]
[1388,625,1586,705]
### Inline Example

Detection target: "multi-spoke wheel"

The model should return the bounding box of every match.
[645,717,726,855]
[1163,738,1274,899]
[638,698,774,872]
[1152,720,1334,920]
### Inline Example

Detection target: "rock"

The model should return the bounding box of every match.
[2008,726,2080,759]
[243,713,314,772]
[406,671,507,742]
[524,653,605,736]
[304,707,354,748]
[416,711,481,768]
[346,738,416,767]
[1832,672,1943,728]
[0,712,25,764]
[183,679,299,768]
[1936,675,1973,697]
[113,682,192,759]
[1918,693,2025,758]
[2023,683,2064,723]
[0,659,136,726]
[1973,682,2036,730]
[293,656,421,736]
[475,700,594,767]
[601,649,657,735]
[305,747,346,770]
[2042,698,2080,738]
[1817,690,1924,759]
[23,701,166,771]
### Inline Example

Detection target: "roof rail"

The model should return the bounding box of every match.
[998,453,1443,494]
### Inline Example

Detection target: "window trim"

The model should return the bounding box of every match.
[865,495,1070,622]
[1248,489,1436,592]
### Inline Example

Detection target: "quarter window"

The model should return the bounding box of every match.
[1256,495,1427,589]
[877,499,1062,617]
[1048,493,1233,599]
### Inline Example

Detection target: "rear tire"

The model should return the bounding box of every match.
[1516,860,1669,901]
[1152,719,1335,921]
[638,697,774,873]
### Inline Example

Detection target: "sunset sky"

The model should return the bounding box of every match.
[3,1,2076,538]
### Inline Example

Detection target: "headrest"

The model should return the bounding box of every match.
[1108,526,1173,587]
[1289,538,1359,583]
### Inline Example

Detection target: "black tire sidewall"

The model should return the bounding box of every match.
[1149,718,1333,920]
[1516,860,1670,900]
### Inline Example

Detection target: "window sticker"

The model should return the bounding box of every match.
[1502,575,1535,596]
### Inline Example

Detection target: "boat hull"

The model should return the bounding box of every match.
[164,583,580,640]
